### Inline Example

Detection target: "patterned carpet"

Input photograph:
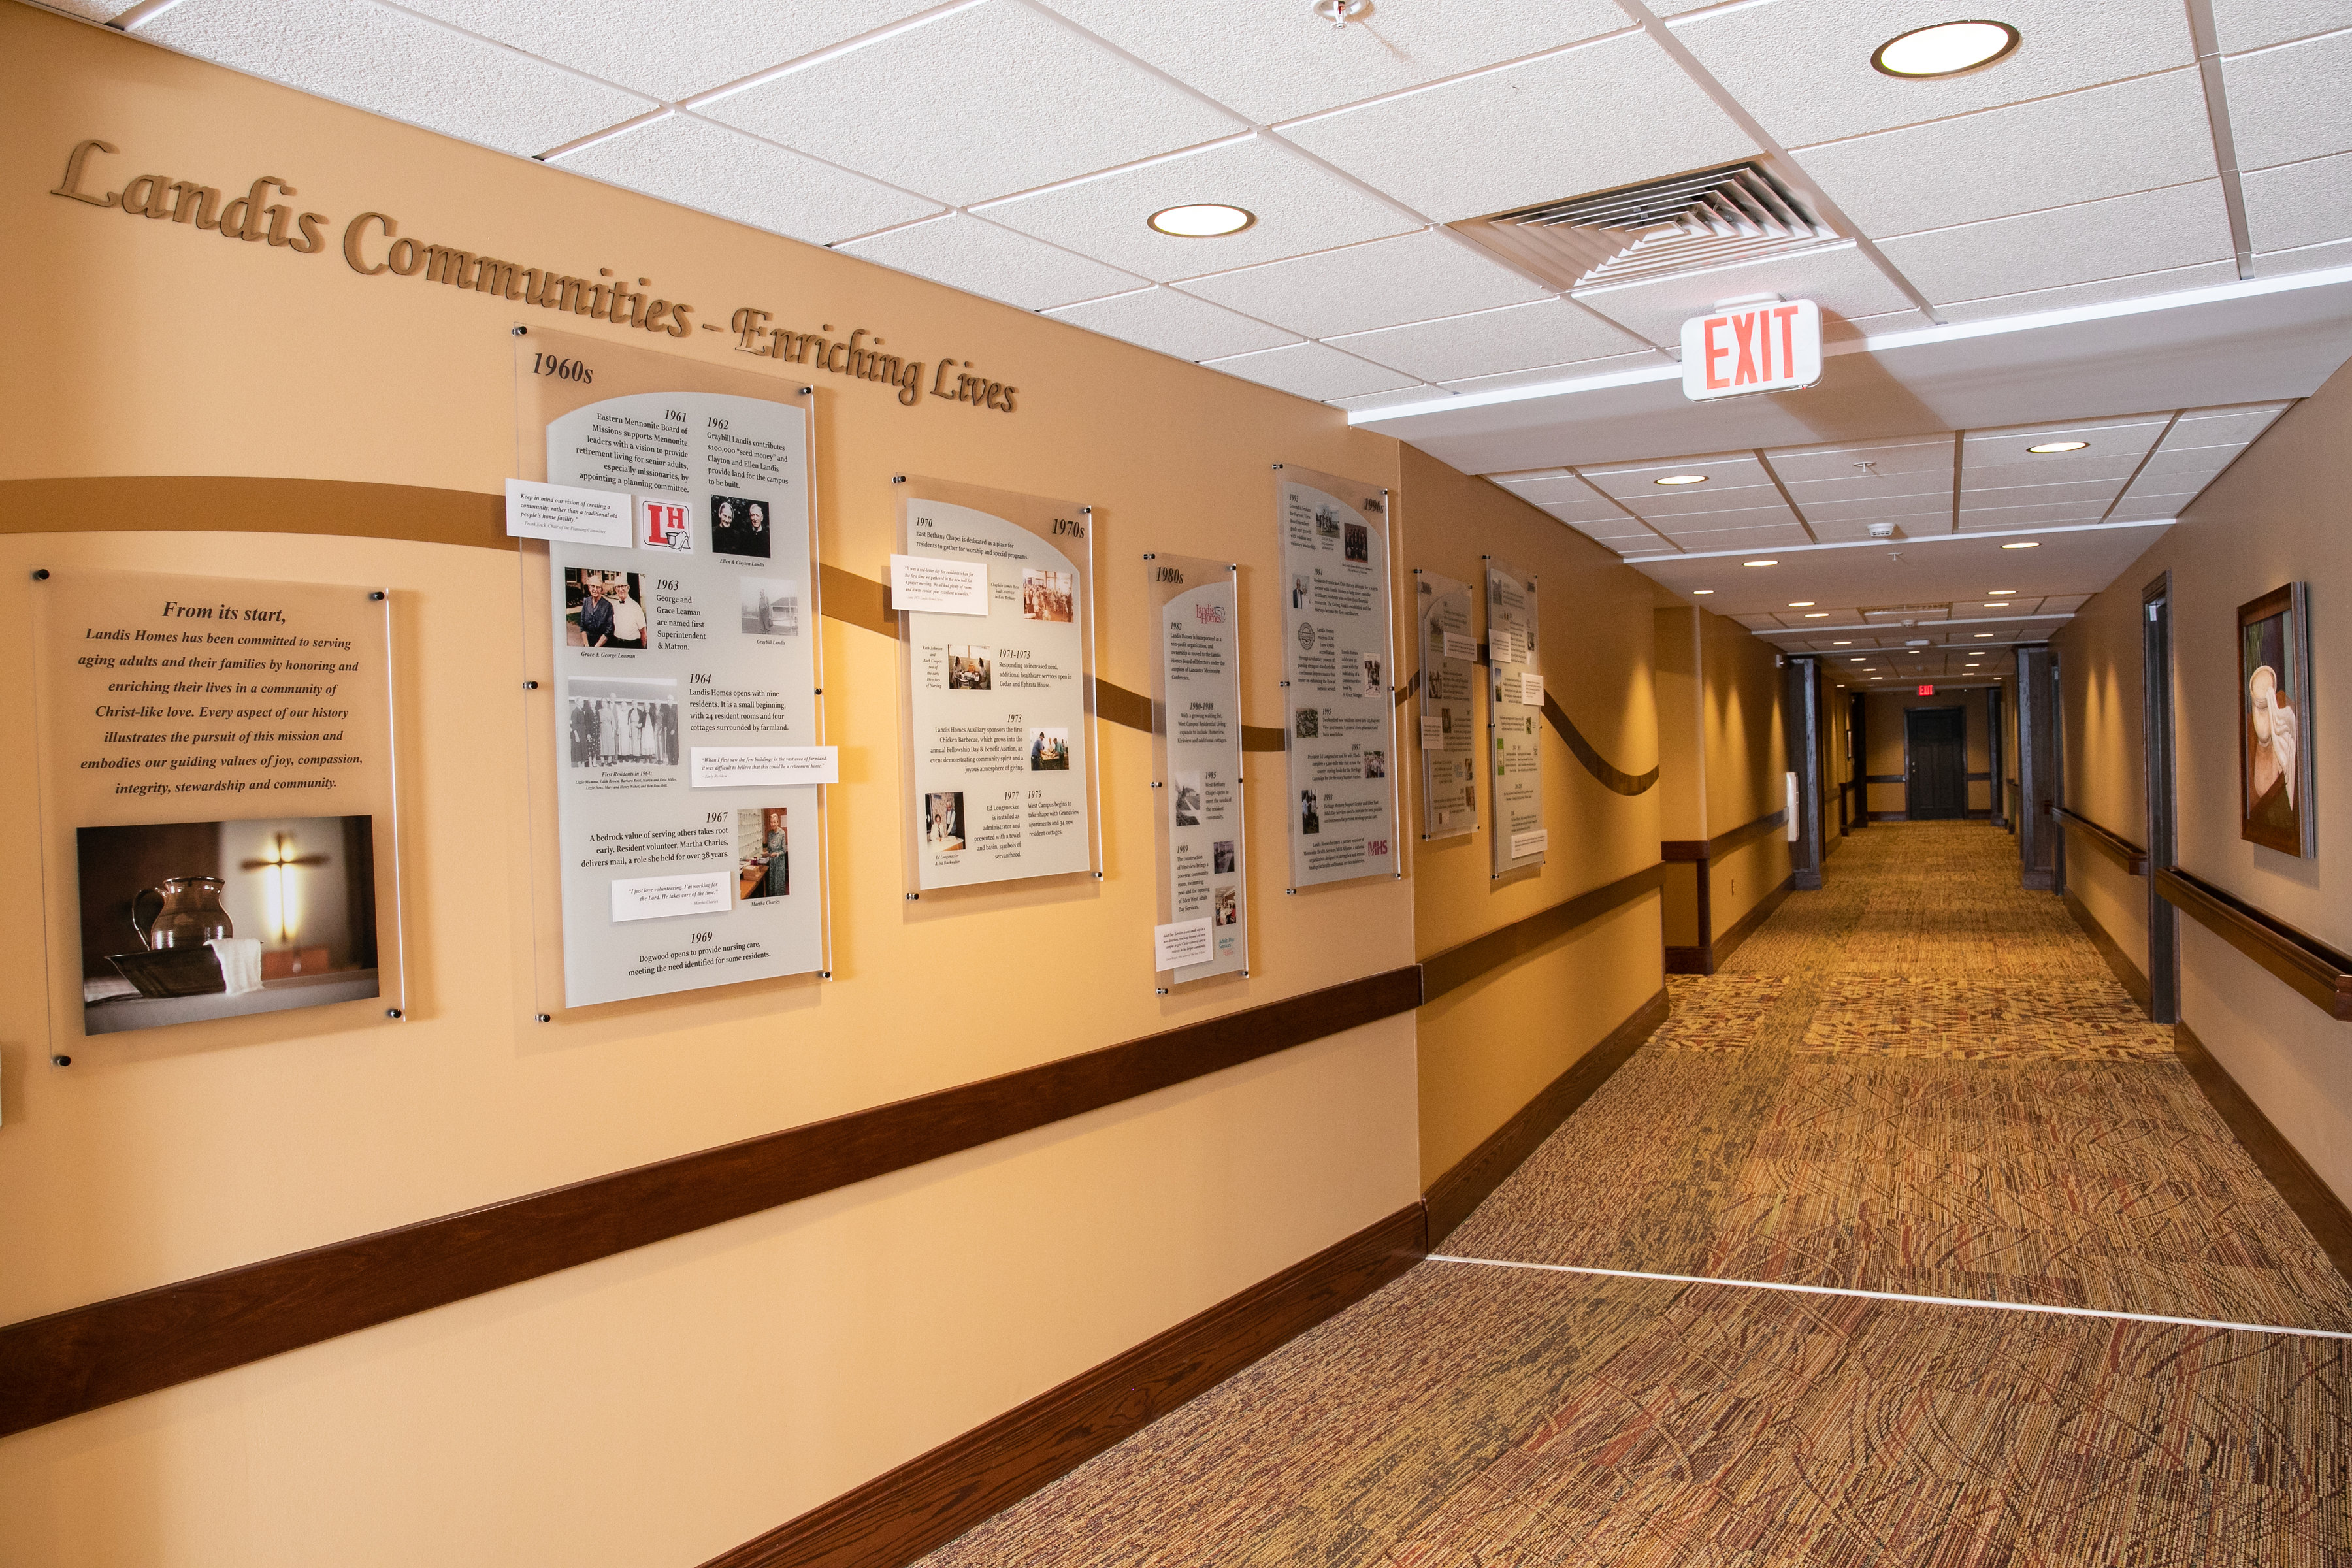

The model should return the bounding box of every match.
[917,825,2352,1568]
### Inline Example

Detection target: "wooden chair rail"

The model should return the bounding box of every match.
[2155,866,2352,1021]
[2050,805,2149,875]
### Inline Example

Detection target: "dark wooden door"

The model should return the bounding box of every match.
[1905,706,1968,819]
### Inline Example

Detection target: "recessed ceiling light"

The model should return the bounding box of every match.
[2001,540,2040,549]
[1974,632,1994,638]
[1872,20,2021,78]
[1147,203,1255,237]
[1833,640,1852,645]
[1981,602,2007,608]
[2027,440,2089,454]
[1743,559,1778,567]
[1693,588,1714,595]
[1805,612,1829,618]
[1654,474,1708,485]
[1788,600,1815,607]
[1988,588,2016,595]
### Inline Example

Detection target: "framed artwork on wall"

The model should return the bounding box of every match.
[2237,581,2315,857]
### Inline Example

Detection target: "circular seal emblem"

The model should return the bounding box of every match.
[1296,620,1315,649]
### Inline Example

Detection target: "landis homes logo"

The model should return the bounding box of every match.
[50,137,1021,413]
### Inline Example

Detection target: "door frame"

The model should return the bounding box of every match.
[2142,570,2179,1022]
[1902,704,1968,819]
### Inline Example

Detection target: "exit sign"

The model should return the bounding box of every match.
[1918,684,1936,696]
[1680,299,1821,400]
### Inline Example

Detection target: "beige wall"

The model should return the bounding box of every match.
[0,12,1442,1565]
[1696,607,1791,934]
[1860,685,1997,816]
[2051,359,2352,1207]
[1402,449,1662,1186]
[1654,606,1704,947]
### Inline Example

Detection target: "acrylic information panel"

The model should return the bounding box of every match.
[1277,464,1399,889]
[1147,553,1247,988]
[1415,568,1478,840]
[1487,557,1546,875]
[515,326,828,1009]
[896,474,1100,894]
[32,567,406,1041]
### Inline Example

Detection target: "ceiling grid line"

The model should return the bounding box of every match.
[2181,0,2257,278]
[1564,467,1684,552]
[2096,410,2183,523]
[1949,431,1963,534]
[1611,0,1945,327]
[1750,449,1818,543]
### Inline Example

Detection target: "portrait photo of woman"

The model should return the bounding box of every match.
[2238,583,2315,856]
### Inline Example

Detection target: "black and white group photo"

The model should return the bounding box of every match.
[567,676,680,769]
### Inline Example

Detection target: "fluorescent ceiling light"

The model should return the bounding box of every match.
[1654,474,1708,485]
[1805,612,1829,618]
[1833,640,1852,645]
[1147,204,1254,237]
[2001,541,2040,549]
[1872,20,2021,78]
[2027,440,2089,454]
[1975,632,1995,638]
[1982,602,2006,608]
[1789,600,1814,607]
[1989,588,2016,595]
[1693,589,1714,595]
[1743,559,1778,567]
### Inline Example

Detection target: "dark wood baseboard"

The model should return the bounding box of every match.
[2173,1023,2352,1288]
[1709,875,1793,971]
[1422,988,1669,1245]
[1663,945,1709,975]
[1868,811,1908,822]
[0,968,1422,1440]
[701,1203,1428,1568]
[2061,889,2152,1017]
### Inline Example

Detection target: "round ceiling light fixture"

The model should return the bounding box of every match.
[1147,203,1256,237]
[2027,440,2089,453]
[1872,20,2021,78]
[2001,540,2041,549]
[1743,559,1778,567]
[1654,474,1709,485]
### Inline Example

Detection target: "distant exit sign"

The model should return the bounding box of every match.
[1680,299,1821,400]
[1918,684,1936,696]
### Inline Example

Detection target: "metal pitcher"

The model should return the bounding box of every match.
[131,875,233,951]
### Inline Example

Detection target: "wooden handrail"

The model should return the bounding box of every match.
[1661,808,1786,864]
[2155,866,2352,1021]
[2050,805,2149,875]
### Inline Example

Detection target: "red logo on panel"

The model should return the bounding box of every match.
[641,501,691,553]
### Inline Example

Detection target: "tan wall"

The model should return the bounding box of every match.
[1403,449,1661,1186]
[0,12,1445,1565]
[2051,358,2352,1207]
[1696,608,1791,933]
[1860,686,1995,815]
[1654,607,1704,947]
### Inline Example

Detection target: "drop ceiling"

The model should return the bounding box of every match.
[61,0,2352,646]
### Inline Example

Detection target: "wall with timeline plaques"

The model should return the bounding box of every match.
[1397,447,1667,1189]
[0,13,1674,1567]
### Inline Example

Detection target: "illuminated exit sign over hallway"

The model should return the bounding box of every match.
[1680,298,1821,400]
[1918,684,1936,696]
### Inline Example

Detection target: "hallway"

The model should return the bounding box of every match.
[921,825,2352,1567]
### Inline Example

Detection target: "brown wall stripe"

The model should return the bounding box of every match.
[0,967,1422,1439]
[1420,862,1665,1003]
[1541,694,1658,796]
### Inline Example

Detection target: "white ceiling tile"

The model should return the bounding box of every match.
[1440,353,1662,393]
[1329,299,1650,383]
[2212,0,2352,54]
[2221,28,2352,169]
[1623,487,1792,523]
[1797,70,2216,239]
[551,114,941,246]
[2254,234,2352,274]
[1558,511,1662,538]
[2164,404,2289,446]
[1496,474,1615,505]
[1646,523,1814,551]
[39,0,113,15]
[1280,33,1754,223]
[1032,0,1630,125]
[838,213,1145,310]
[136,0,657,156]
[1571,242,1916,346]
[392,0,941,102]
[696,0,1241,206]
[1175,231,1548,340]
[1961,479,2135,508]
[1791,495,1953,525]
[1966,414,2170,449]
[2240,149,2352,253]
[1765,435,1953,483]
[1669,0,2195,148]
[2106,497,2186,517]
[1199,341,1418,401]
[1045,287,1298,361]
[977,136,1418,281]
[1823,308,1927,342]
[1928,259,2244,323]
[1956,500,2114,527]
[1579,450,1771,495]
[2132,448,2243,482]
[1808,518,1949,542]
[1875,182,2234,306]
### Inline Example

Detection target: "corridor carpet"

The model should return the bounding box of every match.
[917,825,2352,1568]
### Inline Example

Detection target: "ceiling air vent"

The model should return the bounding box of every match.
[1450,162,1839,292]
[1860,603,1952,617]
